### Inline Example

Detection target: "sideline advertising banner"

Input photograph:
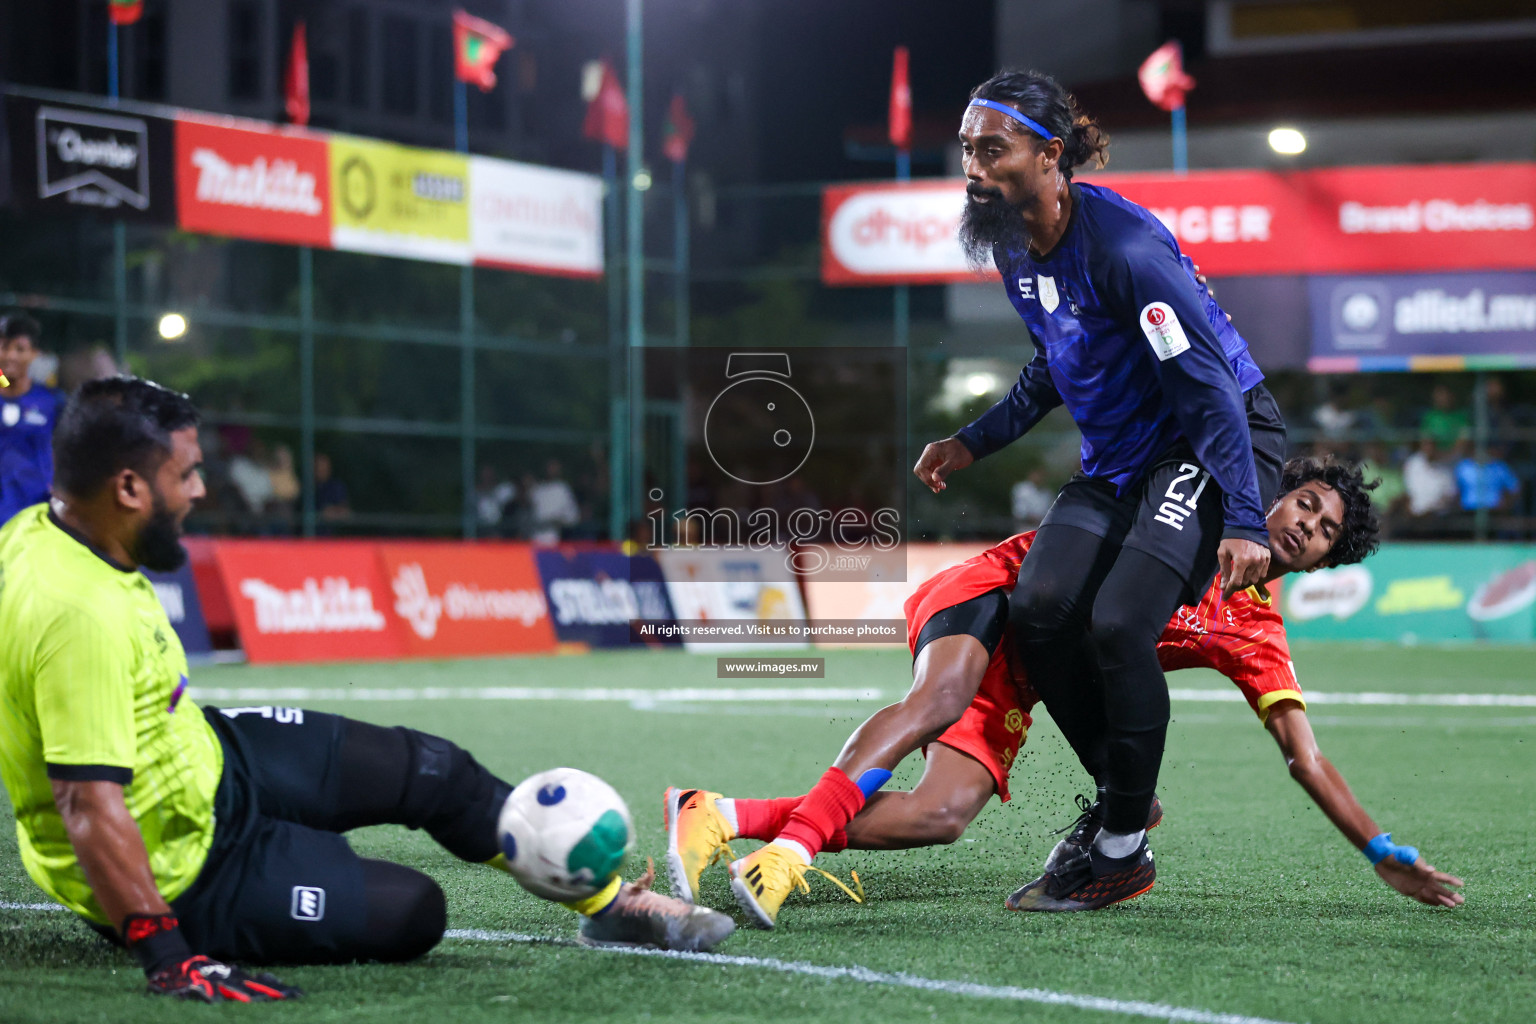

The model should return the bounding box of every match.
[802,542,991,648]
[823,163,1536,284]
[329,134,472,263]
[5,92,176,223]
[379,543,556,658]
[1307,271,1536,372]
[535,548,680,648]
[470,156,604,278]
[174,115,331,247]
[656,548,810,652]
[1283,544,1536,643]
[214,541,406,663]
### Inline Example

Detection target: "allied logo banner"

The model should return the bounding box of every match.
[329,135,471,263]
[5,93,175,222]
[174,115,331,246]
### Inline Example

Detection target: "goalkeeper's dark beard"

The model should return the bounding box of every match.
[130,493,188,572]
[958,184,1033,271]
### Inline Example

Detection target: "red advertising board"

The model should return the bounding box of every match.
[822,163,1536,283]
[214,540,407,663]
[175,116,331,247]
[376,542,557,658]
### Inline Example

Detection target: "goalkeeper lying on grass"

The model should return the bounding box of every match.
[0,378,732,1004]
[666,456,1464,927]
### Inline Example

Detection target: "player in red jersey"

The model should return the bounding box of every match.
[665,457,1463,926]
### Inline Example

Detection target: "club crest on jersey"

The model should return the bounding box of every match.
[1037,275,1059,313]
[1139,301,1191,361]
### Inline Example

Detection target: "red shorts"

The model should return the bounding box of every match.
[906,563,1037,802]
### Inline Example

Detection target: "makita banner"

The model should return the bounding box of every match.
[534,547,680,648]
[5,92,175,223]
[378,542,556,658]
[175,115,331,247]
[215,540,405,663]
[822,163,1536,284]
[1309,271,1536,372]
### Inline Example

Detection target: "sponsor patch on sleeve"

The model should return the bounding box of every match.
[1139,301,1191,361]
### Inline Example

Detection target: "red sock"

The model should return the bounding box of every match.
[776,767,865,860]
[824,828,849,853]
[733,796,803,840]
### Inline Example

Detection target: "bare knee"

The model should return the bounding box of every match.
[919,803,971,845]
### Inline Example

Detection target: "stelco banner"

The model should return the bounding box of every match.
[1283,544,1536,643]
[1308,271,1536,371]
[535,548,679,648]
[823,163,1536,284]
[4,89,601,278]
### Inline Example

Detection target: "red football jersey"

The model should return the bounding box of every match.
[905,532,1305,723]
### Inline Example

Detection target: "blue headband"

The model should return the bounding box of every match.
[966,98,1057,142]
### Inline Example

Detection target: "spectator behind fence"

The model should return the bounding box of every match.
[0,314,63,526]
[266,444,300,533]
[1010,467,1054,531]
[476,465,517,535]
[1402,437,1457,518]
[1361,443,1407,526]
[529,458,579,544]
[1419,383,1470,447]
[314,452,352,524]
[1312,382,1357,440]
[1454,440,1521,513]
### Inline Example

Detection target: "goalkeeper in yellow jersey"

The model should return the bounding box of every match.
[0,377,730,1002]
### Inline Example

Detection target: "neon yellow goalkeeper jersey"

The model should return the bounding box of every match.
[0,505,222,925]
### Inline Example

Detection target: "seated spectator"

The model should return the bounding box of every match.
[476,464,517,535]
[1361,442,1407,524]
[315,452,352,523]
[226,438,275,530]
[266,444,300,533]
[1402,437,1457,518]
[1419,383,1469,447]
[1010,467,1053,531]
[1454,441,1521,513]
[1311,381,1357,440]
[529,459,580,544]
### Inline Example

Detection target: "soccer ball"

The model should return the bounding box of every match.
[497,767,634,901]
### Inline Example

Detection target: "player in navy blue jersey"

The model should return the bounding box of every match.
[914,70,1287,910]
[0,314,63,527]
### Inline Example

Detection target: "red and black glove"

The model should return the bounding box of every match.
[124,913,302,1002]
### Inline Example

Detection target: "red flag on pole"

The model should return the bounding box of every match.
[662,94,695,164]
[583,60,629,150]
[108,0,143,26]
[285,21,310,126]
[888,46,912,151]
[1138,40,1196,112]
[453,9,514,93]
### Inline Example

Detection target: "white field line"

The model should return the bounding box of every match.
[0,903,1302,1022]
[187,684,1536,709]
[443,928,1302,1024]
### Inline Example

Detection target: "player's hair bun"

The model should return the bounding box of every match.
[970,69,1109,178]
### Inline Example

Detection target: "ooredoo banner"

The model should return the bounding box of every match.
[378,543,556,658]
[823,163,1536,284]
[470,156,604,278]
[535,548,679,648]
[214,540,406,663]
[175,116,331,247]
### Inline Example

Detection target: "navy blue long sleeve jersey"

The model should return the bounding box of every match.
[954,182,1269,542]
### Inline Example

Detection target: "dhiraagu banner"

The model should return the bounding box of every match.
[1284,544,1536,643]
[329,135,470,263]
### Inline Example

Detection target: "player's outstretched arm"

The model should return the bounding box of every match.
[51,779,302,1000]
[1262,702,1464,908]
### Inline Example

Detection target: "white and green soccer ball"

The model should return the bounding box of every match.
[497,767,634,901]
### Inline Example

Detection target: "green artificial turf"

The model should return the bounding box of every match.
[3,644,1532,1023]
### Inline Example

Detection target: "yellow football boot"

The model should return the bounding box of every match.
[727,843,863,930]
[662,787,736,904]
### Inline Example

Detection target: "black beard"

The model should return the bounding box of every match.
[958,184,1033,271]
[130,497,188,573]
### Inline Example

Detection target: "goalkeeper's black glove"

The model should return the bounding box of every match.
[124,913,303,1002]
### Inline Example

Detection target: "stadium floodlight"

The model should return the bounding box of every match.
[966,372,999,396]
[632,169,653,191]
[158,313,188,340]
[1268,127,1306,155]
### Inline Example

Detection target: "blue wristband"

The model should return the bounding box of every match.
[1363,832,1419,866]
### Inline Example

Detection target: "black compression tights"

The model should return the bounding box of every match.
[1010,526,1189,835]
